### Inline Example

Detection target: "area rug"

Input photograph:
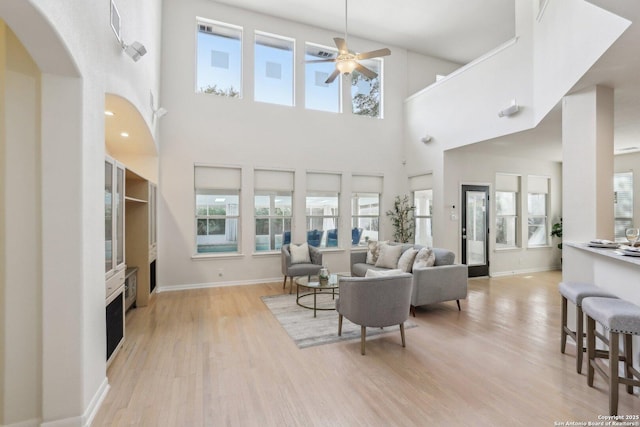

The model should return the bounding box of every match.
[261,293,417,349]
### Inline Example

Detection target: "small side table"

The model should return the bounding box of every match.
[295,274,340,317]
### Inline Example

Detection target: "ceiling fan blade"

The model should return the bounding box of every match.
[356,48,391,60]
[305,58,337,63]
[354,62,378,80]
[325,68,341,84]
[333,37,349,55]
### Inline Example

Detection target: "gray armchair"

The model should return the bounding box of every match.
[281,243,323,294]
[336,273,413,355]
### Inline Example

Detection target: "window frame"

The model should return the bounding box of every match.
[413,189,433,247]
[495,190,519,249]
[614,171,634,242]
[305,192,340,248]
[351,192,380,246]
[254,191,293,252]
[527,192,548,247]
[195,17,243,98]
[194,189,241,255]
[254,31,295,107]
[304,42,342,113]
[351,57,383,119]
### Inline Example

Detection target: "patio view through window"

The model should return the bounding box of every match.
[306,194,339,248]
[196,191,239,253]
[255,192,292,252]
[351,193,379,246]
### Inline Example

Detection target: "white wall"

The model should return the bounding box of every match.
[441,150,562,276]
[0,0,163,424]
[406,51,461,97]
[158,0,448,288]
[1,24,41,425]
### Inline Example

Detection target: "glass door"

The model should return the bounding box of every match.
[105,159,113,275]
[461,185,490,277]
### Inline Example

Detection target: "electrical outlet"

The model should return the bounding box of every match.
[218,268,223,277]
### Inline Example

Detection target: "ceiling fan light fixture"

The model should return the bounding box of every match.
[336,59,357,75]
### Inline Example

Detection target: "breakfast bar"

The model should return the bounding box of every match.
[564,241,640,373]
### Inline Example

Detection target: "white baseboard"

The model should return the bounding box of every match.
[489,265,561,278]
[2,418,41,427]
[40,415,82,427]
[83,377,110,426]
[157,277,283,293]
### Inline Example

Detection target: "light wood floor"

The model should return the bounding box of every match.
[93,271,640,426]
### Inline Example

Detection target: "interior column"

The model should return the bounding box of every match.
[562,85,614,282]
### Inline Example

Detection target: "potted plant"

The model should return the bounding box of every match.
[551,218,562,250]
[386,195,415,243]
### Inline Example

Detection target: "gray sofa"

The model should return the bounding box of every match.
[351,245,468,316]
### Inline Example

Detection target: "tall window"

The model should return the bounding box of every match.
[352,193,380,246]
[305,43,340,113]
[527,176,550,247]
[351,58,382,118]
[306,172,341,248]
[413,190,433,247]
[306,195,339,248]
[496,192,518,248]
[254,32,294,106]
[254,169,294,252]
[614,172,634,241]
[410,174,433,247]
[196,19,242,97]
[351,175,382,246]
[255,193,292,251]
[495,174,520,249]
[194,166,241,254]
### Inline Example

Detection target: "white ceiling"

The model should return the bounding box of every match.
[210,0,640,163]
[212,0,516,64]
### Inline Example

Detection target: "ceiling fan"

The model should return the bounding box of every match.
[307,0,391,84]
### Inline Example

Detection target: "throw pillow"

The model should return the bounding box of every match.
[413,247,436,269]
[365,268,403,278]
[366,240,388,265]
[397,248,419,273]
[375,243,404,269]
[289,242,311,264]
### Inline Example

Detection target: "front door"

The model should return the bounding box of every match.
[461,185,490,277]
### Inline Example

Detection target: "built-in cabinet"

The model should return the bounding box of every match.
[104,158,158,365]
[105,156,126,365]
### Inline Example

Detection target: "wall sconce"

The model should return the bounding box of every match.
[421,135,432,143]
[122,40,147,62]
[498,99,520,117]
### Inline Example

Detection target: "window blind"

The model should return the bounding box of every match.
[352,174,383,193]
[194,165,241,190]
[254,169,294,191]
[307,172,341,192]
[409,174,432,191]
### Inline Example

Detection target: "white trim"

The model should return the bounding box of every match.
[157,277,284,292]
[40,416,81,427]
[537,0,550,22]
[191,253,245,260]
[2,418,41,427]
[83,378,110,427]
[489,265,561,278]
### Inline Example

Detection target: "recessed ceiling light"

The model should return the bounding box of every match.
[105,110,115,116]
[120,132,129,138]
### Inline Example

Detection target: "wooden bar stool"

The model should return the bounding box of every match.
[583,297,640,416]
[559,281,618,373]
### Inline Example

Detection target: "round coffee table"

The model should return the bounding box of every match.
[295,274,340,317]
